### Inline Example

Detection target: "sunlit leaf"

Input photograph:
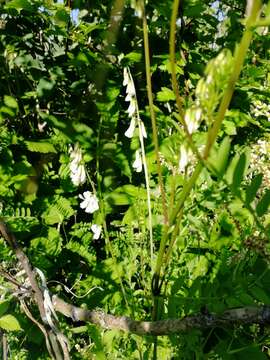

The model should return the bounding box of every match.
[0,315,21,331]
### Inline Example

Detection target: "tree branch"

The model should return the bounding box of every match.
[53,296,270,336]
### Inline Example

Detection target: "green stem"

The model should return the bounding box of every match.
[142,7,168,226]
[138,119,154,272]
[153,0,262,292]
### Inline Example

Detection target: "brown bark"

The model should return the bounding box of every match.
[53,296,270,336]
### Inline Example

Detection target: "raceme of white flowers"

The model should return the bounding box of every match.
[91,224,102,240]
[69,144,86,186]
[79,191,99,214]
[195,49,233,118]
[123,67,147,174]
[123,67,147,140]
[179,50,233,173]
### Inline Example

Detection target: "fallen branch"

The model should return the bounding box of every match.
[2,221,270,339]
[53,296,270,336]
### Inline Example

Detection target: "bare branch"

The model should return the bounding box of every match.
[53,296,270,336]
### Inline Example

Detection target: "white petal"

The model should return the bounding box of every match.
[139,120,147,138]
[127,100,136,117]
[125,117,136,138]
[133,150,143,172]
[70,164,86,186]
[185,109,199,134]
[123,68,129,86]
[126,81,135,97]
[179,145,191,172]
[91,224,102,240]
[125,93,133,102]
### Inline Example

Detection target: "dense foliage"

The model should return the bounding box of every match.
[0,0,270,358]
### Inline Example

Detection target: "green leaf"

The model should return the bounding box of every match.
[0,314,21,331]
[123,52,142,63]
[249,286,270,304]
[31,227,63,256]
[42,196,74,225]
[5,0,33,12]
[66,242,95,265]
[106,185,146,206]
[37,78,55,97]
[256,190,270,217]
[0,300,10,317]
[156,87,176,102]
[54,8,70,26]
[245,173,263,204]
[232,153,246,193]
[25,141,57,154]
[208,137,231,176]
[4,95,18,110]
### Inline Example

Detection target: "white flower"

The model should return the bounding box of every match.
[184,108,200,134]
[123,67,147,139]
[123,67,129,86]
[79,191,99,213]
[69,144,86,186]
[133,150,143,172]
[179,144,192,172]
[70,165,86,186]
[138,119,147,138]
[91,224,102,240]
[127,99,136,118]
[125,117,136,138]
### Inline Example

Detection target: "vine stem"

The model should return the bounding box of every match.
[153,0,262,294]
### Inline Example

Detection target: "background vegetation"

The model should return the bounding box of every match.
[0,0,270,358]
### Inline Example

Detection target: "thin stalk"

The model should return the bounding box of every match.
[95,119,131,315]
[142,8,168,226]
[138,119,154,272]
[153,0,262,292]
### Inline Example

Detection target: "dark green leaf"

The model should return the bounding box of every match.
[245,173,263,204]
[256,189,270,217]
[232,153,246,193]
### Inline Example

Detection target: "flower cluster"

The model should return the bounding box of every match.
[195,49,233,122]
[79,192,102,239]
[123,67,147,173]
[69,144,86,186]
[251,100,270,120]
[123,67,147,139]
[178,50,233,174]
[249,139,270,189]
